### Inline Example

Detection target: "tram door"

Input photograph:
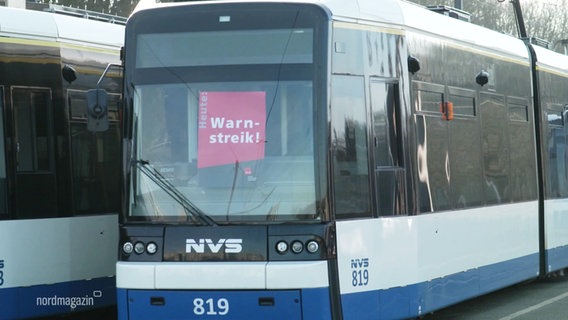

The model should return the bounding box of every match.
[370,80,406,216]
[12,87,57,217]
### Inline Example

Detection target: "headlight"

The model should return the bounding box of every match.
[291,240,304,254]
[146,242,158,255]
[134,241,145,254]
[306,240,319,253]
[275,241,288,254]
[122,242,134,254]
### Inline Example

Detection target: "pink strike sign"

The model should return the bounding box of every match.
[197,91,266,168]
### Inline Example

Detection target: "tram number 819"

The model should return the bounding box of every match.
[193,297,229,316]
[352,269,369,286]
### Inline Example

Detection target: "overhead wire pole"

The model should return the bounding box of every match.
[511,0,528,38]
[496,0,527,39]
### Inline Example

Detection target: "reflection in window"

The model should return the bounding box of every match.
[0,88,6,215]
[509,104,528,122]
[331,75,370,217]
[69,89,121,121]
[416,89,444,113]
[480,93,509,204]
[68,90,120,215]
[548,113,563,127]
[449,94,475,116]
[371,81,406,216]
[546,104,568,198]
[13,89,52,172]
[373,83,399,167]
[71,124,121,214]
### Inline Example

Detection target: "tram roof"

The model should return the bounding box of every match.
[330,0,528,62]
[532,45,568,77]
[133,0,529,62]
[0,6,123,49]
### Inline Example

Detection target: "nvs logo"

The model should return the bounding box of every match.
[186,238,243,253]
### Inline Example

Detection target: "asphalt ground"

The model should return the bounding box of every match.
[422,270,568,320]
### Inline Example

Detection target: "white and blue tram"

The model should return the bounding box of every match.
[0,5,124,319]
[113,0,568,319]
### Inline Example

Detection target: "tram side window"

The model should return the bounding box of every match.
[450,94,475,116]
[331,75,371,218]
[373,82,400,167]
[0,88,7,216]
[12,88,59,218]
[479,93,510,204]
[546,104,568,198]
[68,90,121,215]
[371,81,406,216]
[509,100,536,201]
[414,83,486,212]
[416,89,443,113]
[447,89,484,208]
[509,103,528,122]
[13,90,52,172]
[414,84,451,212]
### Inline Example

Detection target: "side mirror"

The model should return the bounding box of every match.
[87,89,109,132]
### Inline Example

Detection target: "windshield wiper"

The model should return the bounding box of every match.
[132,159,217,226]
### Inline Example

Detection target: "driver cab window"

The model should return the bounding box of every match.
[331,75,371,218]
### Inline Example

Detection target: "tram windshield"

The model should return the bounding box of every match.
[125,5,326,223]
[131,80,316,223]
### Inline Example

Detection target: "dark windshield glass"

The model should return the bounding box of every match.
[137,29,313,68]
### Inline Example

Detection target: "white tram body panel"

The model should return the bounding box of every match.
[335,202,539,317]
[544,198,568,270]
[117,260,329,290]
[0,215,117,287]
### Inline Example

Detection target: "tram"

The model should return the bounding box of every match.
[0,5,124,319]
[109,0,568,319]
